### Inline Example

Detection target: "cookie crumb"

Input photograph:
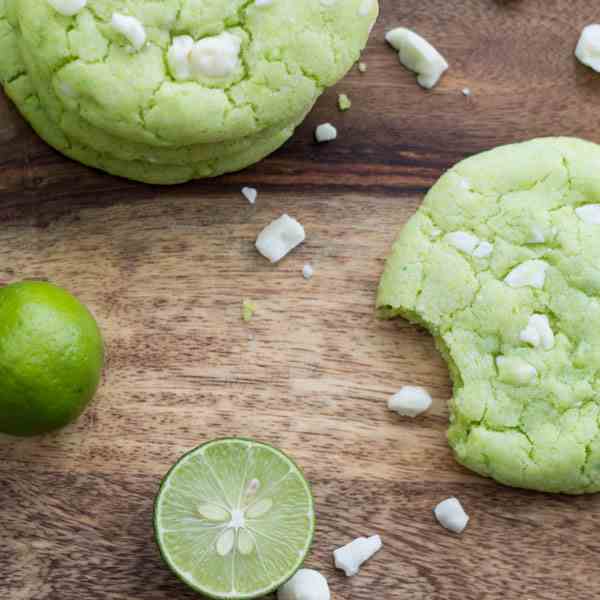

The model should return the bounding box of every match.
[242,299,256,322]
[338,94,352,111]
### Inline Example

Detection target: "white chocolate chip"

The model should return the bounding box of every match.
[528,225,546,244]
[242,187,257,205]
[47,0,86,16]
[315,123,337,143]
[388,386,432,417]
[504,260,548,289]
[445,232,493,258]
[358,0,375,17]
[576,204,600,225]
[434,498,469,534]
[302,263,314,280]
[167,35,194,80]
[111,13,146,51]
[278,569,330,600]
[520,314,554,350]
[255,214,305,263]
[445,231,480,255]
[385,27,448,89]
[190,32,241,78]
[334,535,382,577]
[496,356,538,385]
[472,241,494,258]
[575,25,600,72]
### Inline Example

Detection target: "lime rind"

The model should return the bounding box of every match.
[154,438,315,600]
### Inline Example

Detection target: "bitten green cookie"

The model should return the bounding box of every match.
[0,0,378,183]
[378,137,600,494]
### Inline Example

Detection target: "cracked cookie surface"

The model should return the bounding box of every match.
[0,0,378,182]
[378,137,600,494]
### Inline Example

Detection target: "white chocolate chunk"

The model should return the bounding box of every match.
[242,187,257,205]
[358,0,375,17]
[190,32,241,78]
[575,25,600,73]
[315,123,337,143]
[496,356,538,385]
[168,36,194,80]
[111,13,146,51]
[472,241,493,258]
[576,204,600,225]
[278,569,330,600]
[528,225,546,244]
[445,231,480,255]
[434,498,469,534]
[388,386,432,417]
[256,214,305,263]
[385,27,448,89]
[334,535,382,577]
[504,260,548,289]
[47,0,86,16]
[445,232,493,258]
[520,314,554,350]
[302,263,314,280]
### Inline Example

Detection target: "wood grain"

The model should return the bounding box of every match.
[2,1,600,598]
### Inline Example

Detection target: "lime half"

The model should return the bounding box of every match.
[154,438,315,599]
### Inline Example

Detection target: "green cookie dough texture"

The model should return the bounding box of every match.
[378,137,600,494]
[0,0,378,183]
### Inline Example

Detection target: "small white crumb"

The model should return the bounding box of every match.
[334,535,382,577]
[302,263,314,280]
[388,386,432,417]
[520,314,554,350]
[462,87,471,96]
[385,27,448,89]
[278,569,330,600]
[242,187,257,205]
[358,62,368,73]
[255,214,305,263]
[47,0,86,16]
[434,498,469,534]
[576,204,600,225]
[575,24,600,72]
[496,356,538,385]
[315,123,337,143]
[111,13,146,51]
[504,260,548,289]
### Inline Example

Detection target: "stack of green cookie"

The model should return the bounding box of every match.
[0,0,378,184]
[378,137,600,494]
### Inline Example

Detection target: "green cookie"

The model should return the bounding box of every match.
[378,137,600,494]
[0,0,378,183]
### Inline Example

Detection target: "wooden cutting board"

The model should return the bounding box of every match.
[2,1,600,598]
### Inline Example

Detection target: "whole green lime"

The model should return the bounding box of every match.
[0,281,104,436]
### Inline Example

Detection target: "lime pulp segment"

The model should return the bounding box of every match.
[154,439,315,599]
